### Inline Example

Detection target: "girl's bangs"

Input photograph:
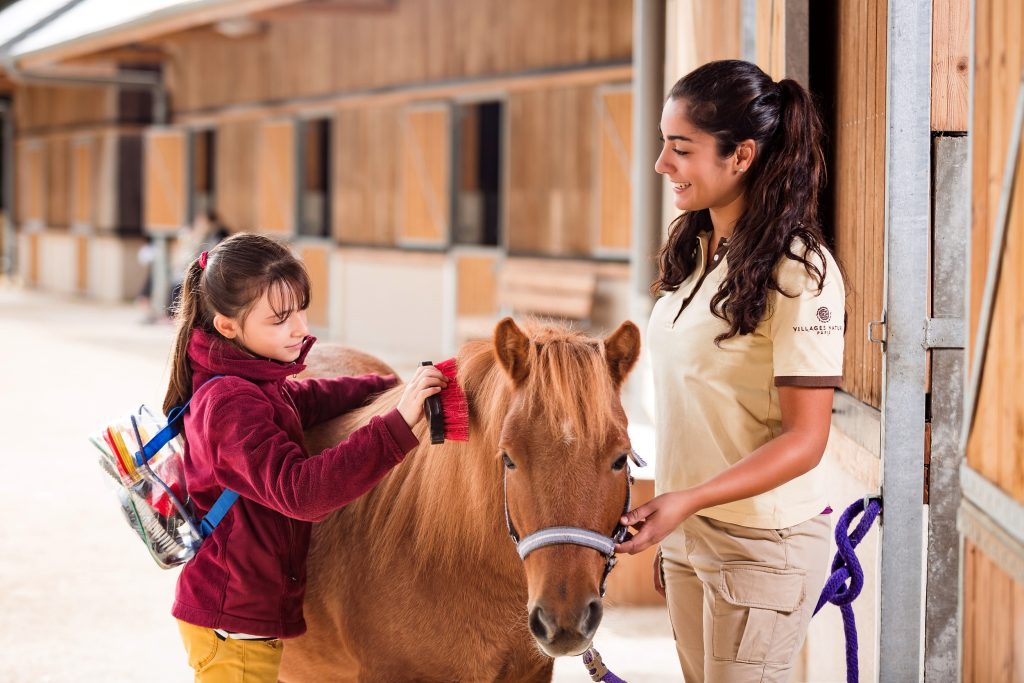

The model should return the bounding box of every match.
[265,274,311,320]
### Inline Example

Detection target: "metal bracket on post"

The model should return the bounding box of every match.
[867,317,887,350]
[924,317,964,349]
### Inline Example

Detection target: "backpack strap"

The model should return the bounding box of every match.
[134,375,240,538]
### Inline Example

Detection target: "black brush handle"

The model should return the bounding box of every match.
[420,361,445,445]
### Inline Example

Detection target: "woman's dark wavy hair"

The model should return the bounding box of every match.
[163,233,310,415]
[653,59,839,343]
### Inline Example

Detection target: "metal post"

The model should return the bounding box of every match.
[628,0,665,327]
[877,1,932,681]
[924,135,968,682]
[0,98,14,277]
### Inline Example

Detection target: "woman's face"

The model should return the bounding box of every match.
[655,97,748,212]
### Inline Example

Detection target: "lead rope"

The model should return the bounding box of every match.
[812,495,882,683]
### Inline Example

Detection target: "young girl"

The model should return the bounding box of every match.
[615,60,845,682]
[166,233,446,681]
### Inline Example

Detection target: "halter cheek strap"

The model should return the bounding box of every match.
[504,448,646,597]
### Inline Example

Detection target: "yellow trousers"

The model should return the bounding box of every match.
[177,620,283,683]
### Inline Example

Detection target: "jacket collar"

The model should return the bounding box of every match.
[188,328,316,384]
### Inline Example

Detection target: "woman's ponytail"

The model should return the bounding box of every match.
[769,78,826,229]
[163,258,209,415]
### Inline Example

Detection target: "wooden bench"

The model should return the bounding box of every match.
[456,260,598,342]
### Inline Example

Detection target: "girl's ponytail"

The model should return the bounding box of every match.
[163,258,209,415]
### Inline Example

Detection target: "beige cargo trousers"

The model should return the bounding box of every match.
[660,513,831,682]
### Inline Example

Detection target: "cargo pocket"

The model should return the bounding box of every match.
[711,562,806,665]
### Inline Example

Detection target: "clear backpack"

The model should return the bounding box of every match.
[89,376,237,569]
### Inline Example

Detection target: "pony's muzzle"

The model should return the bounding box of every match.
[528,597,603,656]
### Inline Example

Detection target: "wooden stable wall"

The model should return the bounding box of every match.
[968,0,1024,517]
[962,540,1024,681]
[831,0,887,409]
[964,0,1024,678]
[162,0,632,114]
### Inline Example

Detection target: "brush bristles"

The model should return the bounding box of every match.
[434,357,469,441]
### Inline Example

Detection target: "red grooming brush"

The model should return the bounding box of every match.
[420,358,469,444]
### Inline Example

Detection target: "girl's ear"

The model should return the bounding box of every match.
[213,313,238,339]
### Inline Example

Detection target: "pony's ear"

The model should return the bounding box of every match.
[604,321,641,388]
[493,317,531,385]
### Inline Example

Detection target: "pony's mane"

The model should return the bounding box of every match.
[311,321,622,579]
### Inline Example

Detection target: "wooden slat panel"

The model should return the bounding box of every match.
[76,234,88,292]
[966,0,1024,501]
[755,0,786,80]
[72,137,97,227]
[334,106,400,246]
[144,129,188,232]
[831,0,887,409]
[507,85,595,256]
[456,252,499,316]
[257,120,296,234]
[16,141,45,225]
[216,120,259,232]
[931,0,970,131]
[14,83,114,131]
[166,0,632,114]
[596,88,632,254]
[297,243,330,328]
[962,539,1024,681]
[46,137,70,229]
[399,106,450,246]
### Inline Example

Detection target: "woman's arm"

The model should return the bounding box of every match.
[615,385,834,554]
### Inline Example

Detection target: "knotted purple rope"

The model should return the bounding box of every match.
[582,647,627,683]
[813,496,882,683]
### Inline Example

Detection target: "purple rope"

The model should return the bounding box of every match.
[582,647,627,683]
[813,496,882,683]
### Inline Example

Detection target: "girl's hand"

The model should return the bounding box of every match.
[614,490,699,555]
[397,365,448,428]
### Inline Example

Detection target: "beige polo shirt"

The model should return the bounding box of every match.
[648,232,845,529]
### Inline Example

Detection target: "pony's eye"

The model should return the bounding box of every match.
[502,452,517,470]
[612,454,628,472]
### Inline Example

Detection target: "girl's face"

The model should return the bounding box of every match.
[215,283,309,363]
[655,97,750,212]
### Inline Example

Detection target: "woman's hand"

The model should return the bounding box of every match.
[614,490,700,555]
[397,365,448,427]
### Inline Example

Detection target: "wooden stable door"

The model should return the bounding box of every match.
[596,87,632,256]
[144,129,188,232]
[257,120,296,234]
[399,105,450,247]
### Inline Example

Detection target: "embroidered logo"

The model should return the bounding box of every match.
[816,307,831,323]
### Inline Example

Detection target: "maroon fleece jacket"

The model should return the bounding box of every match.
[172,329,419,637]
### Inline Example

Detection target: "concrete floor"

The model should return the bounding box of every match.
[0,283,679,682]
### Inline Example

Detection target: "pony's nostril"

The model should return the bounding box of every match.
[529,605,554,643]
[579,598,603,639]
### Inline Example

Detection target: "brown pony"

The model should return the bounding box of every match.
[279,317,641,682]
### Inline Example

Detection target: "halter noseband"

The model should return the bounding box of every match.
[503,449,647,597]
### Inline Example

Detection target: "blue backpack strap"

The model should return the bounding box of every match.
[199,489,240,537]
[135,375,226,466]
[135,375,240,537]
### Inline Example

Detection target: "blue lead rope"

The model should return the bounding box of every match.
[813,495,882,683]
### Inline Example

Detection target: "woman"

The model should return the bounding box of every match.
[615,60,846,682]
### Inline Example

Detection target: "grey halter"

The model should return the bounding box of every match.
[503,448,647,597]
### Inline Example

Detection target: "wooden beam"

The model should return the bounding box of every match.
[17,0,307,70]
[174,63,633,127]
[254,0,396,19]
